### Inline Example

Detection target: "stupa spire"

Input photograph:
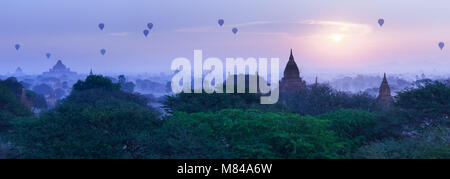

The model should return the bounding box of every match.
[377,73,393,109]
[289,49,294,61]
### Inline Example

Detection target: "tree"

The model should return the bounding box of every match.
[20,81,31,89]
[318,109,376,155]
[163,92,289,114]
[10,98,160,159]
[282,84,379,116]
[394,80,450,127]
[154,109,344,159]
[1,77,48,110]
[72,75,120,92]
[0,83,32,131]
[163,73,290,114]
[64,75,147,107]
[118,75,126,84]
[10,75,159,158]
[118,75,135,93]
[354,127,450,159]
[0,77,22,98]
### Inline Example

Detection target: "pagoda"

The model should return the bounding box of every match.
[377,73,394,109]
[279,49,307,93]
[42,60,77,78]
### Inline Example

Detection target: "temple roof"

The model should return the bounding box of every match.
[283,49,300,78]
[43,60,77,77]
[377,73,393,107]
[52,60,68,71]
[15,67,23,73]
[380,73,389,88]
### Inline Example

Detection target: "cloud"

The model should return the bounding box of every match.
[174,19,372,38]
[106,32,129,37]
[174,20,278,33]
[301,20,372,36]
[174,26,215,33]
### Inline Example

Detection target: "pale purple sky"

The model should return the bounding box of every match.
[0,0,449,75]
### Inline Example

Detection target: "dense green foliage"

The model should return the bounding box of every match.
[282,84,379,116]
[0,77,23,97]
[354,127,450,159]
[118,75,135,93]
[25,90,47,109]
[318,110,376,154]
[0,77,47,110]
[73,75,121,92]
[64,88,148,106]
[163,74,290,114]
[154,109,344,159]
[394,81,450,127]
[164,84,378,115]
[68,74,147,108]
[164,92,289,114]
[2,76,449,159]
[11,99,159,159]
[0,83,32,131]
[354,81,450,159]
[10,75,160,158]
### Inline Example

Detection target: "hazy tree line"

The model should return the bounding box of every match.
[0,75,449,158]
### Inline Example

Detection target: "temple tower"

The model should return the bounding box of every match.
[280,49,306,93]
[377,73,394,108]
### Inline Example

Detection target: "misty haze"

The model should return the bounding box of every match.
[0,0,449,162]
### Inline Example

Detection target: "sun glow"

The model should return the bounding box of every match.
[329,34,344,42]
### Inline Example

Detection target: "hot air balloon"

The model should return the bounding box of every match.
[378,19,384,27]
[147,23,153,30]
[46,53,51,59]
[100,49,106,55]
[232,28,238,34]
[14,44,20,51]
[218,19,224,26]
[98,23,105,30]
[439,42,445,50]
[143,29,149,37]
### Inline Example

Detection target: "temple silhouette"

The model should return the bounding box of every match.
[42,60,77,78]
[377,73,394,108]
[280,49,394,109]
[280,49,306,93]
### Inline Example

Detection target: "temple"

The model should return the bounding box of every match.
[280,49,306,93]
[13,67,25,76]
[42,60,77,78]
[377,73,394,108]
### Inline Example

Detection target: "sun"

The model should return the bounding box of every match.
[329,34,344,42]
